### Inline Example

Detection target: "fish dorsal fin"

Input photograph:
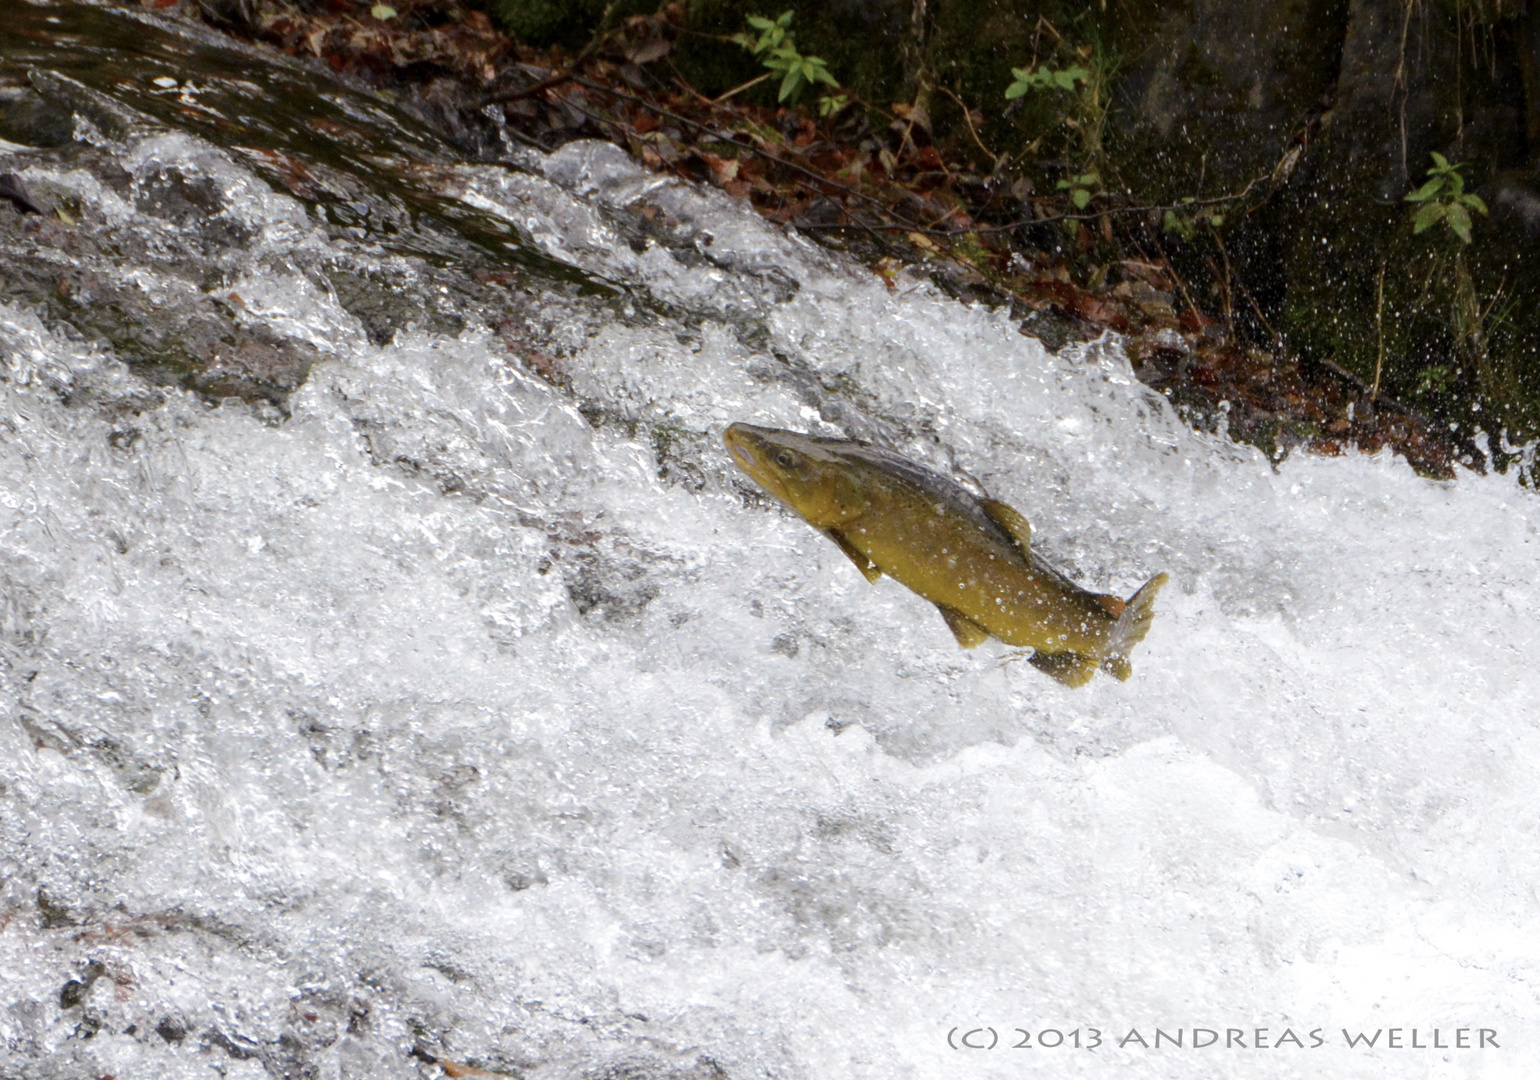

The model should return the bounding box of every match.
[824,529,882,584]
[937,605,992,649]
[1095,594,1126,618]
[980,498,1032,560]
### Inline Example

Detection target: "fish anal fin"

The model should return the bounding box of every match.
[980,498,1032,560]
[1028,650,1099,688]
[937,605,992,649]
[824,529,882,584]
[1101,656,1132,681]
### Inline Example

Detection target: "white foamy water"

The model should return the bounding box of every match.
[2,104,1538,1080]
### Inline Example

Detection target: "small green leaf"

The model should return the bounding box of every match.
[1180,195,1195,204]
[776,11,794,26]
[1209,213,1224,227]
[1446,203,1472,243]
[1430,151,1450,170]
[1071,188,1091,209]
[1053,65,1089,89]
[1415,365,1452,395]
[804,56,837,86]
[1462,193,1488,216]
[778,69,803,102]
[1005,81,1029,100]
[1404,178,1442,202]
[746,15,773,28]
[370,3,396,18]
[1412,202,1445,234]
[818,93,850,117]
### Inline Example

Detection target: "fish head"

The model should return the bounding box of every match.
[724,423,872,528]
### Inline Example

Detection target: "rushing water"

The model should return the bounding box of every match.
[2,6,1538,1079]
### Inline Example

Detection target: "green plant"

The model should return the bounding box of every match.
[732,12,839,104]
[817,93,851,118]
[1161,198,1224,240]
[734,11,791,54]
[1414,364,1455,397]
[1004,37,1118,188]
[1004,63,1089,99]
[1057,170,1099,210]
[1404,152,1488,244]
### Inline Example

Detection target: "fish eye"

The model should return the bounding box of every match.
[774,450,797,469]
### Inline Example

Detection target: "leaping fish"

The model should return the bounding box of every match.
[724,422,1167,687]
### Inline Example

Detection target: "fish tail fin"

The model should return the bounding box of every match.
[1099,571,1169,680]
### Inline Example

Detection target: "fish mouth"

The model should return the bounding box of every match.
[723,423,766,471]
[723,423,785,497]
[727,438,756,471]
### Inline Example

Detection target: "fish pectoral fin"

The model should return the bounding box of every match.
[824,529,882,584]
[1027,650,1100,687]
[937,605,992,649]
[980,498,1032,560]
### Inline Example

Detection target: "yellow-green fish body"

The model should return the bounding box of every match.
[724,422,1167,686]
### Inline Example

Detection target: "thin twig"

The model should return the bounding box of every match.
[937,85,998,169]
[713,71,772,104]
[498,123,553,152]
[667,61,716,106]
[1207,225,1236,334]
[1233,273,1282,346]
[567,75,930,231]
[477,0,619,109]
[1372,259,1386,400]
[783,172,1271,236]
[1143,230,1205,330]
[950,170,1277,235]
[481,69,576,108]
[1316,355,1433,427]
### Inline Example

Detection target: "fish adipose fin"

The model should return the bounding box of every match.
[1095,594,1126,618]
[979,498,1032,559]
[824,529,882,584]
[937,605,992,648]
[1028,650,1099,687]
[1100,571,1169,680]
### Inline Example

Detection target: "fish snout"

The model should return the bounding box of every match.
[724,423,773,473]
[723,423,755,469]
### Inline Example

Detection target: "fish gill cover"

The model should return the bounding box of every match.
[0,6,1537,1080]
